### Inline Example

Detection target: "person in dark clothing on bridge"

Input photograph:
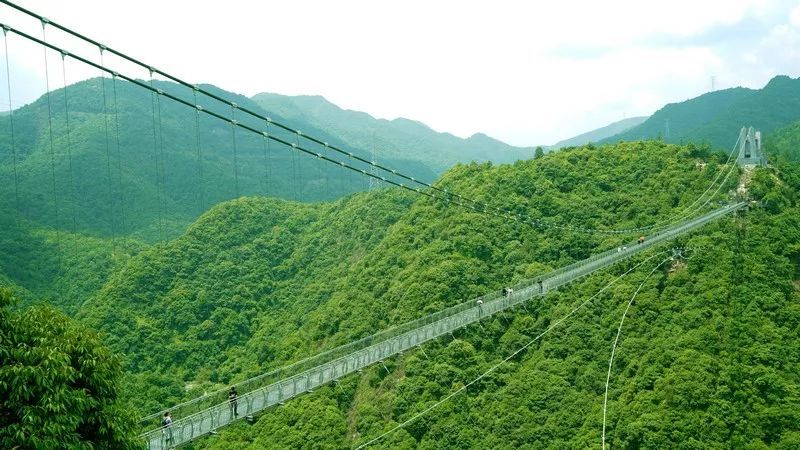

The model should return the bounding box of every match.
[229,386,239,417]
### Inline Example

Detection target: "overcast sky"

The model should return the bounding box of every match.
[1,0,799,146]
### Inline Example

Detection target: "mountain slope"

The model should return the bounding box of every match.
[0,213,145,313]
[252,93,536,174]
[765,120,800,162]
[602,75,800,151]
[78,140,740,414]
[552,116,648,149]
[0,128,787,447]
[0,78,436,241]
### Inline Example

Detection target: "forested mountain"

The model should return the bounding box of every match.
[3,118,800,448]
[0,78,436,241]
[50,138,796,448]
[551,116,647,149]
[0,212,144,313]
[602,75,800,151]
[252,93,537,173]
[766,120,800,162]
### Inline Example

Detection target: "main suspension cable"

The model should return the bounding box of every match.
[633,134,742,232]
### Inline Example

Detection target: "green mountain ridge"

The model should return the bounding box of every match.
[3,133,799,447]
[602,75,800,151]
[0,78,437,241]
[552,116,648,149]
[252,92,537,173]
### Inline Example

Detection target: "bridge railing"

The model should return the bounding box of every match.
[140,203,745,448]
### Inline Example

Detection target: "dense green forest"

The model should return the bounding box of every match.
[602,75,800,152]
[0,78,436,241]
[766,120,800,163]
[0,289,140,449]
[56,138,792,448]
[177,142,798,448]
[76,140,729,413]
[2,94,799,447]
[252,93,536,173]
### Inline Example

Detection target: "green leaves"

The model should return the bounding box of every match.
[0,289,139,449]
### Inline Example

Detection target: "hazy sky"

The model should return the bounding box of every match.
[1,0,799,146]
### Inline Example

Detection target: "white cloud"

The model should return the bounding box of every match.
[0,0,798,146]
[791,4,800,27]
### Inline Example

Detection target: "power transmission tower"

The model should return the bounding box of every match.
[368,130,381,190]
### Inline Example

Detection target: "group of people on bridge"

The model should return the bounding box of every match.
[160,386,239,446]
[617,236,646,253]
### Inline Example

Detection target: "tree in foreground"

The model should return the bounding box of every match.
[0,288,139,449]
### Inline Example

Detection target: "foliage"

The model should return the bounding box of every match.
[0,213,144,313]
[3,123,799,448]
[0,288,139,449]
[765,120,800,163]
[76,140,739,417]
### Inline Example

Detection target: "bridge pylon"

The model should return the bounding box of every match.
[736,126,767,167]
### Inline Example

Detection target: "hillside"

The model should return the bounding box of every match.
[0,213,144,313]
[252,93,536,173]
[0,78,435,241]
[766,120,800,162]
[551,116,648,149]
[603,75,800,151]
[191,146,800,448]
[68,139,800,449]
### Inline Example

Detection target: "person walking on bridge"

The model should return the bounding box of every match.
[162,411,173,446]
[229,386,239,417]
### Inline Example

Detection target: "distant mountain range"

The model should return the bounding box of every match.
[551,116,648,149]
[252,93,536,173]
[4,74,798,242]
[0,78,447,240]
[602,75,800,151]
[0,79,536,240]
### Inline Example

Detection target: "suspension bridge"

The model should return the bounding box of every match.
[140,202,743,449]
[0,1,760,448]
